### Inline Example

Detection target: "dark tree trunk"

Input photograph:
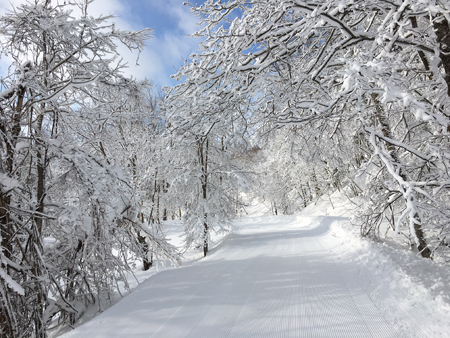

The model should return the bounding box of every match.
[199,138,209,257]
[434,15,450,97]
[0,85,27,338]
[35,114,46,235]
[137,232,152,271]
[203,221,208,257]
[371,94,431,258]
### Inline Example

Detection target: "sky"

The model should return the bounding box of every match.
[0,0,204,89]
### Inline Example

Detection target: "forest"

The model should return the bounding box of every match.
[1,0,450,336]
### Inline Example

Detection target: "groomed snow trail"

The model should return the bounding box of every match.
[62,214,427,338]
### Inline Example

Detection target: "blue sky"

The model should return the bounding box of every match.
[110,0,204,87]
[0,0,204,88]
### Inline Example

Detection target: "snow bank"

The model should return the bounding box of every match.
[304,191,450,337]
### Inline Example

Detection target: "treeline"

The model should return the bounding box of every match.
[0,1,247,336]
[167,0,450,262]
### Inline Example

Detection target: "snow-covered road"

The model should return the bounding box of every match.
[62,214,428,337]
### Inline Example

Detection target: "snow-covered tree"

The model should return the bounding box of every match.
[165,88,251,256]
[171,0,450,259]
[93,85,176,271]
[0,1,177,336]
[254,125,351,215]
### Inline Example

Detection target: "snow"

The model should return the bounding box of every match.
[0,173,20,193]
[59,194,449,337]
[0,267,25,295]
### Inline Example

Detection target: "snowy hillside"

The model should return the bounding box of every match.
[58,194,450,337]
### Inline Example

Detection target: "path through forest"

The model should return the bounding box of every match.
[61,204,431,338]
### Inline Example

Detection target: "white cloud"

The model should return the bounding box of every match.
[79,0,203,86]
[171,1,201,35]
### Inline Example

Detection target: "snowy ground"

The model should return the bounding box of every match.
[59,194,450,337]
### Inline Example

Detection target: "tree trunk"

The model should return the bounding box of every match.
[199,138,209,257]
[137,231,152,271]
[35,113,46,235]
[434,15,450,97]
[371,94,431,258]
[203,221,208,257]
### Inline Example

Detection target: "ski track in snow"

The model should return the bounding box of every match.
[61,213,429,338]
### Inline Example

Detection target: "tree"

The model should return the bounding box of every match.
[0,1,177,336]
[254,125,350,215]
[165,89,251,256]
[93,85,175,271]
[171,0,450,259]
